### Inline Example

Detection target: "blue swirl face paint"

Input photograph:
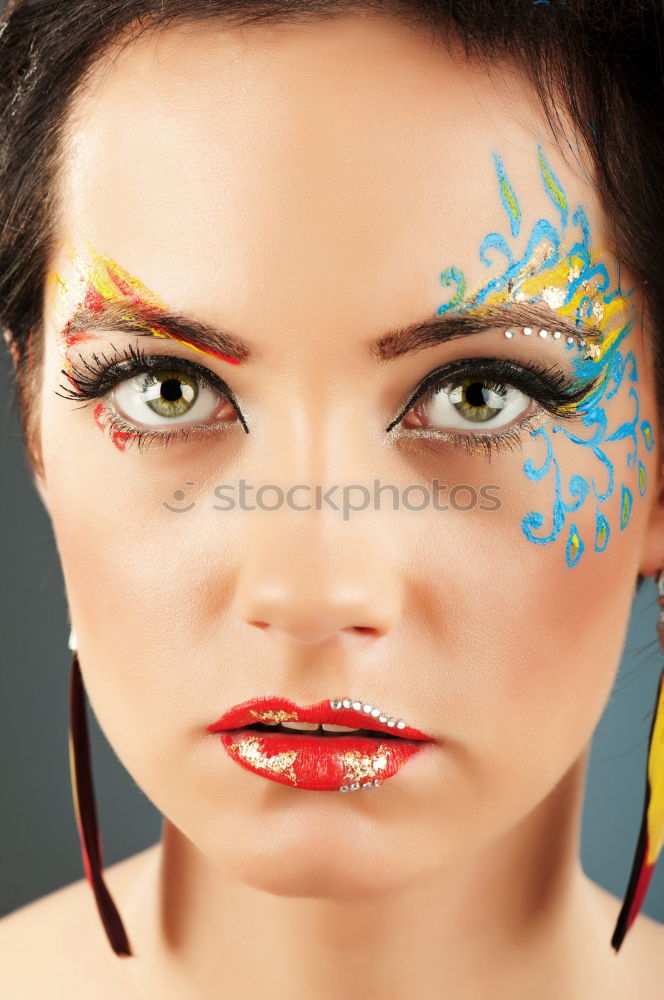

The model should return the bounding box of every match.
[435,144,655,568]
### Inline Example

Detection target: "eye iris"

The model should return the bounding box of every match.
[447,379,508,423]
[142,370,197,417]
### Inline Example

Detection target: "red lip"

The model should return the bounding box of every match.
[206,697,437,792]
[206,696,436,741]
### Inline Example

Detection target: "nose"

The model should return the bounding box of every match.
[232,508,402,646]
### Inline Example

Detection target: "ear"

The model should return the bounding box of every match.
[637,455,664,577]
[2,326,20,368]
[3,327,51,514]
[32,469,52,518]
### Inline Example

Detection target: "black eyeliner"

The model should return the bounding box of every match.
[55,341,249,434]
[385,355,599,433]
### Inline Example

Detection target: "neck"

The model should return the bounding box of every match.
[122,747,622,998]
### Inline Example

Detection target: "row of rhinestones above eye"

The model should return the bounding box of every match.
[504,326,601,361]
[329,698,407,730]
[504,326,576,343]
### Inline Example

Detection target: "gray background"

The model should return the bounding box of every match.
[1,350,663,925]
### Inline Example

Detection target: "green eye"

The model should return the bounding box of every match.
[447,379,509,423]
[141,370,198,418]
[113,364,229,429]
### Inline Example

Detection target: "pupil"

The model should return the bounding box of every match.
[161,378,183,401]
[466,382,485,407]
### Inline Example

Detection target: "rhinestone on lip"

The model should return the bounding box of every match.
[330,699,408,731]
[339,778,383,793]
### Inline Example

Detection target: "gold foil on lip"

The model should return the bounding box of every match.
[337,744,391,784]
[227,734,299,786]
[249,709,298,725]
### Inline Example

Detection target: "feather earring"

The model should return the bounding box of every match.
[610,570,664,952]
[68,632,133,957]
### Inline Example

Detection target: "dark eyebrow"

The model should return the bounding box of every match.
[372,301,604,362]
[59,298,604,365]
[60,301,250,365]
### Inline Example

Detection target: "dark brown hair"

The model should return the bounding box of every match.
[1,0,662,590]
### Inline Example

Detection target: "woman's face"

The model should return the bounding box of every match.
[36,13,663,895]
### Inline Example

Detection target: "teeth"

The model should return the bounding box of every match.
[321,723,362,733]
[278,722,386,734]
[281,721,321,732]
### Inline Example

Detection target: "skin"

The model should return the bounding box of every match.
[3,11,664,998]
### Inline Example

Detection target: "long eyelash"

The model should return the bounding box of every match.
[55,340,248,443]
[56,341,153,399]
[388,355,599,459]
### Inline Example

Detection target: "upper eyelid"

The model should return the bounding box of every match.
[124,352,245,414]
[386,355,583,423]
[78,345,239,399]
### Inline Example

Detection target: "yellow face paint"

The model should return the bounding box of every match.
[433,143,653,571]
[48,239,242,369]
[451,238,633,420]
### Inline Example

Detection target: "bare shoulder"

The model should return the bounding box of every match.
[0,843,159,998]
[586,878,664,998]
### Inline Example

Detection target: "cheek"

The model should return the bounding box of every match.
[49,491,248,829]
[39,383,241,790]
[49,486,234,684]
[408,377,656,813]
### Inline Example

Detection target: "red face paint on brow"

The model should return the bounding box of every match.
[51,243,244,368]
[64,328,97,351]
[102,265,242,364]
[141,319,240,365]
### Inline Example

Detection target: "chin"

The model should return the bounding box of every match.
[229,834,420,902]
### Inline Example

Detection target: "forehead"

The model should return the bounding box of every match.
[53,13,603,325]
